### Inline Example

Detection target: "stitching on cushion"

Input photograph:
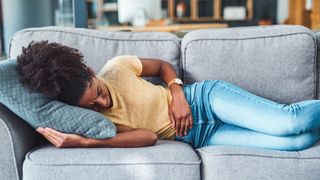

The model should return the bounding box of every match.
[183,32,317,99]
[26,161,202,166]
[196,148,320,159]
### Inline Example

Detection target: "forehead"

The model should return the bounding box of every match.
[78,78,97,107]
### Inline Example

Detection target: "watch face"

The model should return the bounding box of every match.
[175,78,183,85]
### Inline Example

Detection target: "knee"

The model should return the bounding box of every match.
[280,117,304,135]
[277,109,309,136]
[283,104,317,135]
[281,133,317,151]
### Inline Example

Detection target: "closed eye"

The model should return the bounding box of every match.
[95,85,100,99]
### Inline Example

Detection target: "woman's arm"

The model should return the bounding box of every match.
[36,126,157,148]
[139,58,193,137]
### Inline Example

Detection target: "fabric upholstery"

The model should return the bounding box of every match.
[182,25,317,104]
[9,26,181,85]
[0,59,116,139]
[315,31,320,99]
[197,141,320,180]
[0,103,42,180]
[23,140,201,180]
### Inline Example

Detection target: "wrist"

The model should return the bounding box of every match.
[169,84,184,98]
[80,137,91,147]
[167,78,183,88]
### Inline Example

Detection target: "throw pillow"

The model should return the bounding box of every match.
[0,59,116,139]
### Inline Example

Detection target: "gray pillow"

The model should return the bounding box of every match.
[0,59,116,139]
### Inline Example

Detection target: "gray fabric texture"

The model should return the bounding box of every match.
[0,59,116,139]
[182,25,317,104]
[23,140,201,180]
[197,141,320,180]
[9,26,181,85]
[0,103,43,180]
[315,31,320,99]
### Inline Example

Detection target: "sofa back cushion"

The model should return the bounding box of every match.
[9,26,181,84]
[182,25,317,104]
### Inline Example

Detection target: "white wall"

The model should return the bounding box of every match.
[277,0,289,24]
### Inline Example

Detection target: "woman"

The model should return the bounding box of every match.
[17,41,320,151]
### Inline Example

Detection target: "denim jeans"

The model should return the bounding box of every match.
[175,80,320,151]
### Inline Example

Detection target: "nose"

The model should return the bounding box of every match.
[95,96,108,109]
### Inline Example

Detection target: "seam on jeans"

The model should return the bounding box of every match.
[192,121,216,125]
[182,32,317,99]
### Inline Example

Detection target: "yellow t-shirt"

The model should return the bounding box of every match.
[97,55,176,140]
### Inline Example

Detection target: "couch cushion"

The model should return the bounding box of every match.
[23,140,201,180]
[182,25,317,104]
[9,26,181,84]
[196,141,320,180]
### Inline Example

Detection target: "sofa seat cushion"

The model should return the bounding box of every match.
[23,140,201,180]
[197,141,320,180]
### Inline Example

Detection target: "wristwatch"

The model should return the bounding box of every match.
[167,78,183,88]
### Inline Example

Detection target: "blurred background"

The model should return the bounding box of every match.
[0,0,319,56]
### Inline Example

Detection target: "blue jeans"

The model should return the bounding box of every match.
[175,80,320,151]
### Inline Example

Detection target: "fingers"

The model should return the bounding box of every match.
[189,113,193,130]
[175,116,181,137]
[37,127,60,146]
[184,116,189,136]
[169,111,175,128]
[36,127,66,147]
[176,116,188,137]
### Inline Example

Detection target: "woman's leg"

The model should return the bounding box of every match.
[207,80,320,136]
[208,123,320,151]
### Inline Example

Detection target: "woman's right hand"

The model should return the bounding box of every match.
[168,85,193,137]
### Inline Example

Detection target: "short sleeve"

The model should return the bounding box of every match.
[107,55,142,76]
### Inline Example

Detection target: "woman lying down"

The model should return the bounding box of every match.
[17,41,320,151]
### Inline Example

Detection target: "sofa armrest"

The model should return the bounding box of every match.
[0,103,43,180]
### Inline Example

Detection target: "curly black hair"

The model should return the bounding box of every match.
[17,41,94,105]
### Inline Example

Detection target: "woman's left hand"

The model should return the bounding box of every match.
[36,127,87,148]
[168,85,193,137]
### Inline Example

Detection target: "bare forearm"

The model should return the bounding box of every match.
[158,62,185,97]
[82,129,158,148]
[159,61,178,85]
[139,58,179,84]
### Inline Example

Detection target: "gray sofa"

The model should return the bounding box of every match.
[1,25,320,180]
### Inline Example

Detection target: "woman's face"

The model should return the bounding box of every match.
[78,77,112,111]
